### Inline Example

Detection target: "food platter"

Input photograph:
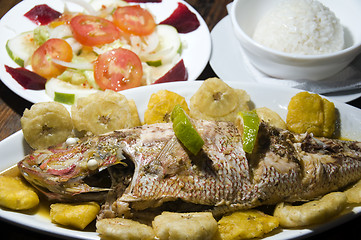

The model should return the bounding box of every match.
[1,81,361,239]
[0,0,211,104]
[210,15,361,103]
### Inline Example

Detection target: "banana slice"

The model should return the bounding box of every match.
[96,218,155,240]
[0,176,39,210]
[21,102,73,149]
[255,107,287,129]
[274,192,346,228]
[144,90,189,124]
[152,211,218,240]
[128,99,141,127]
[190,78,250,121]
[71,90,140,135]
[50,202,100,230]
[217,210,279,240]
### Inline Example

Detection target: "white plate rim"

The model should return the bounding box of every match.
[0,0,211,104]
[1,81,361,239]
[210,15,361,103]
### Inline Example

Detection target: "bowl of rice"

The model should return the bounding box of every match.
[229,0,361,81]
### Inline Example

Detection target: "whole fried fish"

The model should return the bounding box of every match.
[18,120,361,217]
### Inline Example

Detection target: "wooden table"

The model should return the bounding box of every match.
[1,0,361,239]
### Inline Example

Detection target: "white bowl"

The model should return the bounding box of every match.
[229,0,361,81]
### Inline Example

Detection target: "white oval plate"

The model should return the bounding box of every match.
[0,0,211,104]
[1,81,361,239]
[210,15,361,103]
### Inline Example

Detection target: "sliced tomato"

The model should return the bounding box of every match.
[70,15,121,46]
[113,5,156,36]
[49,13,74,28]
[31,38,73,79]
[94,48,143,91]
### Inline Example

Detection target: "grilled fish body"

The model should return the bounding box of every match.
[18,120,361,217]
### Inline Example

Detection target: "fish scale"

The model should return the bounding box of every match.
[17,120,361,218]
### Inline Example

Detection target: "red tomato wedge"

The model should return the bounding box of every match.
[70,15,121,46]
[31,38,73,79]
[113,5,156,36]
[94,48,143,91]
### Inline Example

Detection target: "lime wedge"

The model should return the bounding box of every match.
[171,104,185,122]
[171,105,204,155]
[239,110,260,153]
[54,92,75,105]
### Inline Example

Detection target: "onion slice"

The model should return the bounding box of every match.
[52,58,94,70]
[61,0,97,15]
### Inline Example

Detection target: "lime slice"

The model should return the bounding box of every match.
[239,110,260,153]
[143,25,181,65]
[54,92,75,105]
[171,105,204,155]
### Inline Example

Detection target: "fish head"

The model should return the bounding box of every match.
[17,133,134,202]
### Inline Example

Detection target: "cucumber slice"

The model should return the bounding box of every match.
[45,78,98,104]
[54,92,75,105]
[144,24,181,65]
[146,60,162,67]
[6,31,37,67]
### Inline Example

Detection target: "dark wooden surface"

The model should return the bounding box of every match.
[1,0,361,239]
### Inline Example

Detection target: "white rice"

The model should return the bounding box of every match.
[252,0,344,55]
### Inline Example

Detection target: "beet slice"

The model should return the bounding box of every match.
[159,2,200,33]
[24,4,62,25]
[5,65,46,90]
[124,0,162,2]
[154,60,188,84]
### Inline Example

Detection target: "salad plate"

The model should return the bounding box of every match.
[0,0,211,104]
[1,81,361,239]
[210,16,361,103]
